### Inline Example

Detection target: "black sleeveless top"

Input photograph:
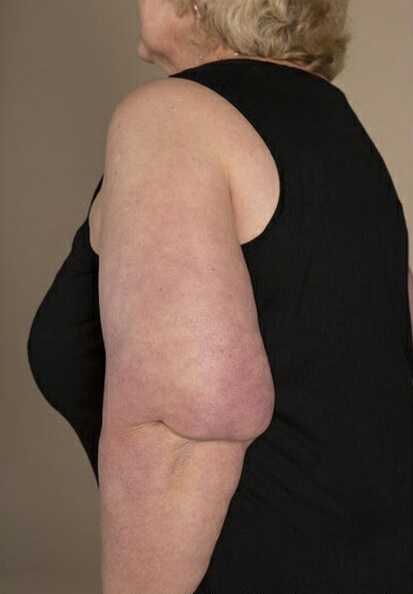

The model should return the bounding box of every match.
[27,58,413,592]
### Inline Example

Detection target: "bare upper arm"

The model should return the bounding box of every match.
[98,78,275,442]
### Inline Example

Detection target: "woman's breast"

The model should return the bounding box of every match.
[27,223,105,418]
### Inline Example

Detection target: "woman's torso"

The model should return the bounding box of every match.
[27,58,413,593]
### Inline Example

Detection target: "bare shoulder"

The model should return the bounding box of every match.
[109,76,236,140]
[116,76,218,103]
[107,75,270,167]
[92,76,279,251]
[101,77,236,195]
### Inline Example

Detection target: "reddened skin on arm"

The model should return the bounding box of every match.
[97,77,276,594]
[97,77,275,441]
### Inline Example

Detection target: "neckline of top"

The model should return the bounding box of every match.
[198,57,344,95]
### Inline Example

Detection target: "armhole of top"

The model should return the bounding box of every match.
[168,70,285,252]
[87,174,104,218]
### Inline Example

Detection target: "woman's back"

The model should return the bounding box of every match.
[172,58,413,592]
[27,58,413,592]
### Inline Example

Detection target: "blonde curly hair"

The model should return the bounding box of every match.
[173,0,351,81]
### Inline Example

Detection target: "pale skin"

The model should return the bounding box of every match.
[97,79,277,593]
[93,2,413,593]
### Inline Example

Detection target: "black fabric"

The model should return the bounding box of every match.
[28,176,104,484]
[27,58,413,591]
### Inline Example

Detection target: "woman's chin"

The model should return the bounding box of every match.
[136,41,154,64]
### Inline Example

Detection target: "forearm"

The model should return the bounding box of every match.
[98,420,250,594]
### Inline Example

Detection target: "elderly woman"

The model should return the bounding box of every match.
[27,0,413,592]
